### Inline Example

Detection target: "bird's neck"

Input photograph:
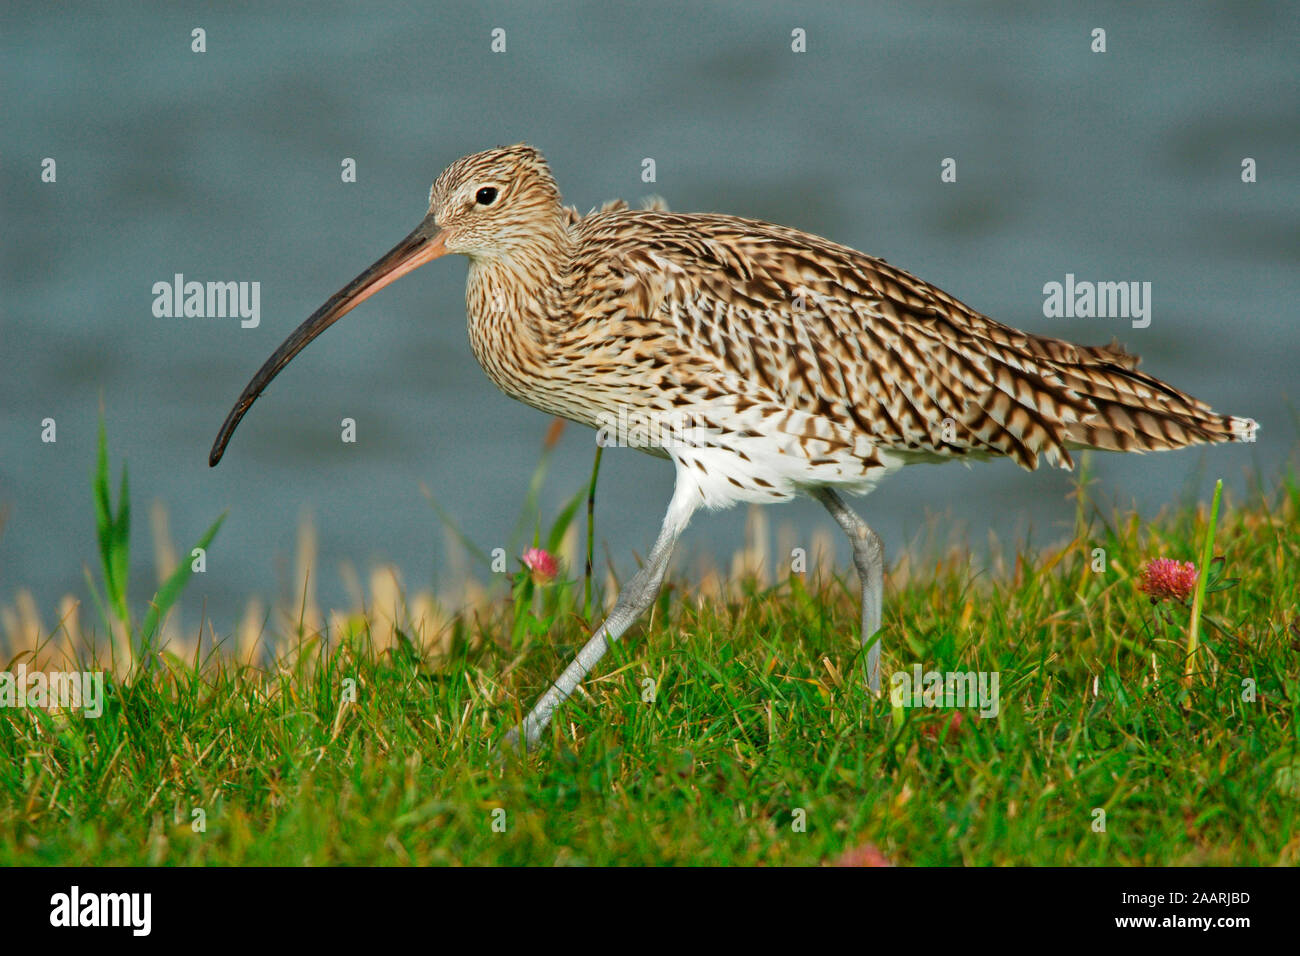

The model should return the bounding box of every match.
[464,225,571,408]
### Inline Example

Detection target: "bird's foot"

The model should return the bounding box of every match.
[495,721,538,761]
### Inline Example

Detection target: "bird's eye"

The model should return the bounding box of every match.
[476,187,498,205]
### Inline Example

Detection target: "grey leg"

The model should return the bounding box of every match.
[504,488,694,751]
[813,487,884,694]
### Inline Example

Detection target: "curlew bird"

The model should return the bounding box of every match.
[210,144,1256,750]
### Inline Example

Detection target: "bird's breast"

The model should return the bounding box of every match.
[463,267,604,428]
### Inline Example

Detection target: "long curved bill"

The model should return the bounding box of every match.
[209,215,448,466]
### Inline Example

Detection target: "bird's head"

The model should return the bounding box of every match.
[208,143,562,467]
[427,143,564,262]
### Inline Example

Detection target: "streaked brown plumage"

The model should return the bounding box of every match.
[210,143,1255,749]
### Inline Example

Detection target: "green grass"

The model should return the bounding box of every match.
[2,452,1298,864]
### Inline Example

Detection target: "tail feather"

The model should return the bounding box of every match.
[952,333,1255,471]
[1051,341,1256,455]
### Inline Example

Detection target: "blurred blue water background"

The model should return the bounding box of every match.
[2,2,1296,629]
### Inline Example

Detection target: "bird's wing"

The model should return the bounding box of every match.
[566,210,1241,471]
